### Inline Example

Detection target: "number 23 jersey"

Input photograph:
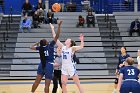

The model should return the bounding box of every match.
[120,66,140,80]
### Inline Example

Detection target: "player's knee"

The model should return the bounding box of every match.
[33,81,40,85]
[114,78,118,84]
[53,84,58,89]
[61,80,67,86]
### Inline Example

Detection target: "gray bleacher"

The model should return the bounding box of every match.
[114,12,140,31]
[0,13,3,23]
[0,15,21,77]
[7,12,110,79]
[113,12,140,62]
[2,12,139,79]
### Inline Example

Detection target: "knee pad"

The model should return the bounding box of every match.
[114,78,118,84]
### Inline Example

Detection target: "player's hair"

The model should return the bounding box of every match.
[70,40,76,47]
[120,46,127,55]
[121,46,126,50]
[39,39,47,69]
[125,57,134,65]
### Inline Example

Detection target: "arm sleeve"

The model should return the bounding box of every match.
[119,68,124,74]
[36,46,40,50]
[49,40,56,48]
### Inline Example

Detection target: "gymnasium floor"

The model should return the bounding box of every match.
[0,79,114,93]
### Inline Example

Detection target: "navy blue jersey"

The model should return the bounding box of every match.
[117,53,130,70]
[36,40,55,63]
[120,66,140,80]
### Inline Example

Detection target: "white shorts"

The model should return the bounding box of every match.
[61,65,77,77]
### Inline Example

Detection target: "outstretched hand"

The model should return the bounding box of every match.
[58,20,63,27]
[79,34,84,41]
[50,23,54,29]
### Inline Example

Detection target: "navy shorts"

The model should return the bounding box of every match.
[120,80,140,93]
[37,62,53,80]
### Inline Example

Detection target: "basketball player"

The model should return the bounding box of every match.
[137,49,140,70]
[30,21,62,93]
[112,47,130,93]
[50,22,84,93]
[118,57,140,93]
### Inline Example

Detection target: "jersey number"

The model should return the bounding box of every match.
[44,50,49,56]
[127,69,135,75]
[63,55,67,59]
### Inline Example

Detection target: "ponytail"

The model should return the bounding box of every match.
[39,39,47,69]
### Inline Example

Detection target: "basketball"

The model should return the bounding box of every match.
[52,3,61,12]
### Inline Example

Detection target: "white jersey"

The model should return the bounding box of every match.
[61,46,76,77]
[61,46,74,66]
[137,56,140,65]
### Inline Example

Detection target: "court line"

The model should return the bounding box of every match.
[0,81,114,85]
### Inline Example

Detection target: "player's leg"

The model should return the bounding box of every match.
[44,79,51,93]
[112,78,118,93]
[31,74,43,93]
[52,70,58,93]
[58,70,62,88]
[31,63,44,93]
[61,74,68,93]
[45,63,54,93]
[72,74,84,93]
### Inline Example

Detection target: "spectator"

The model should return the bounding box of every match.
[77,15,85,27]
[0,0,4,13]
[45,9,56,24]
[19,15,32,33]
[124,0,131,10]
[36,0,45,10]
[86,11,95,27]
[129,18,140,36]
[32,11,40,28]
[22,0,32,16]
[37,8,45,23]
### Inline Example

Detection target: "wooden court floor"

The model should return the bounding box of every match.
[0,79,114,93]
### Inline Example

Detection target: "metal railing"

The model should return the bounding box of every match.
[0,6,13,58]
[0,32,6,58]
[105,16,118,57]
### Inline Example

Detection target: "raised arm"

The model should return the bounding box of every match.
[72,34,84,52]
[53,21,61,43]
[30,42,40,50]
[50,21,64,48]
